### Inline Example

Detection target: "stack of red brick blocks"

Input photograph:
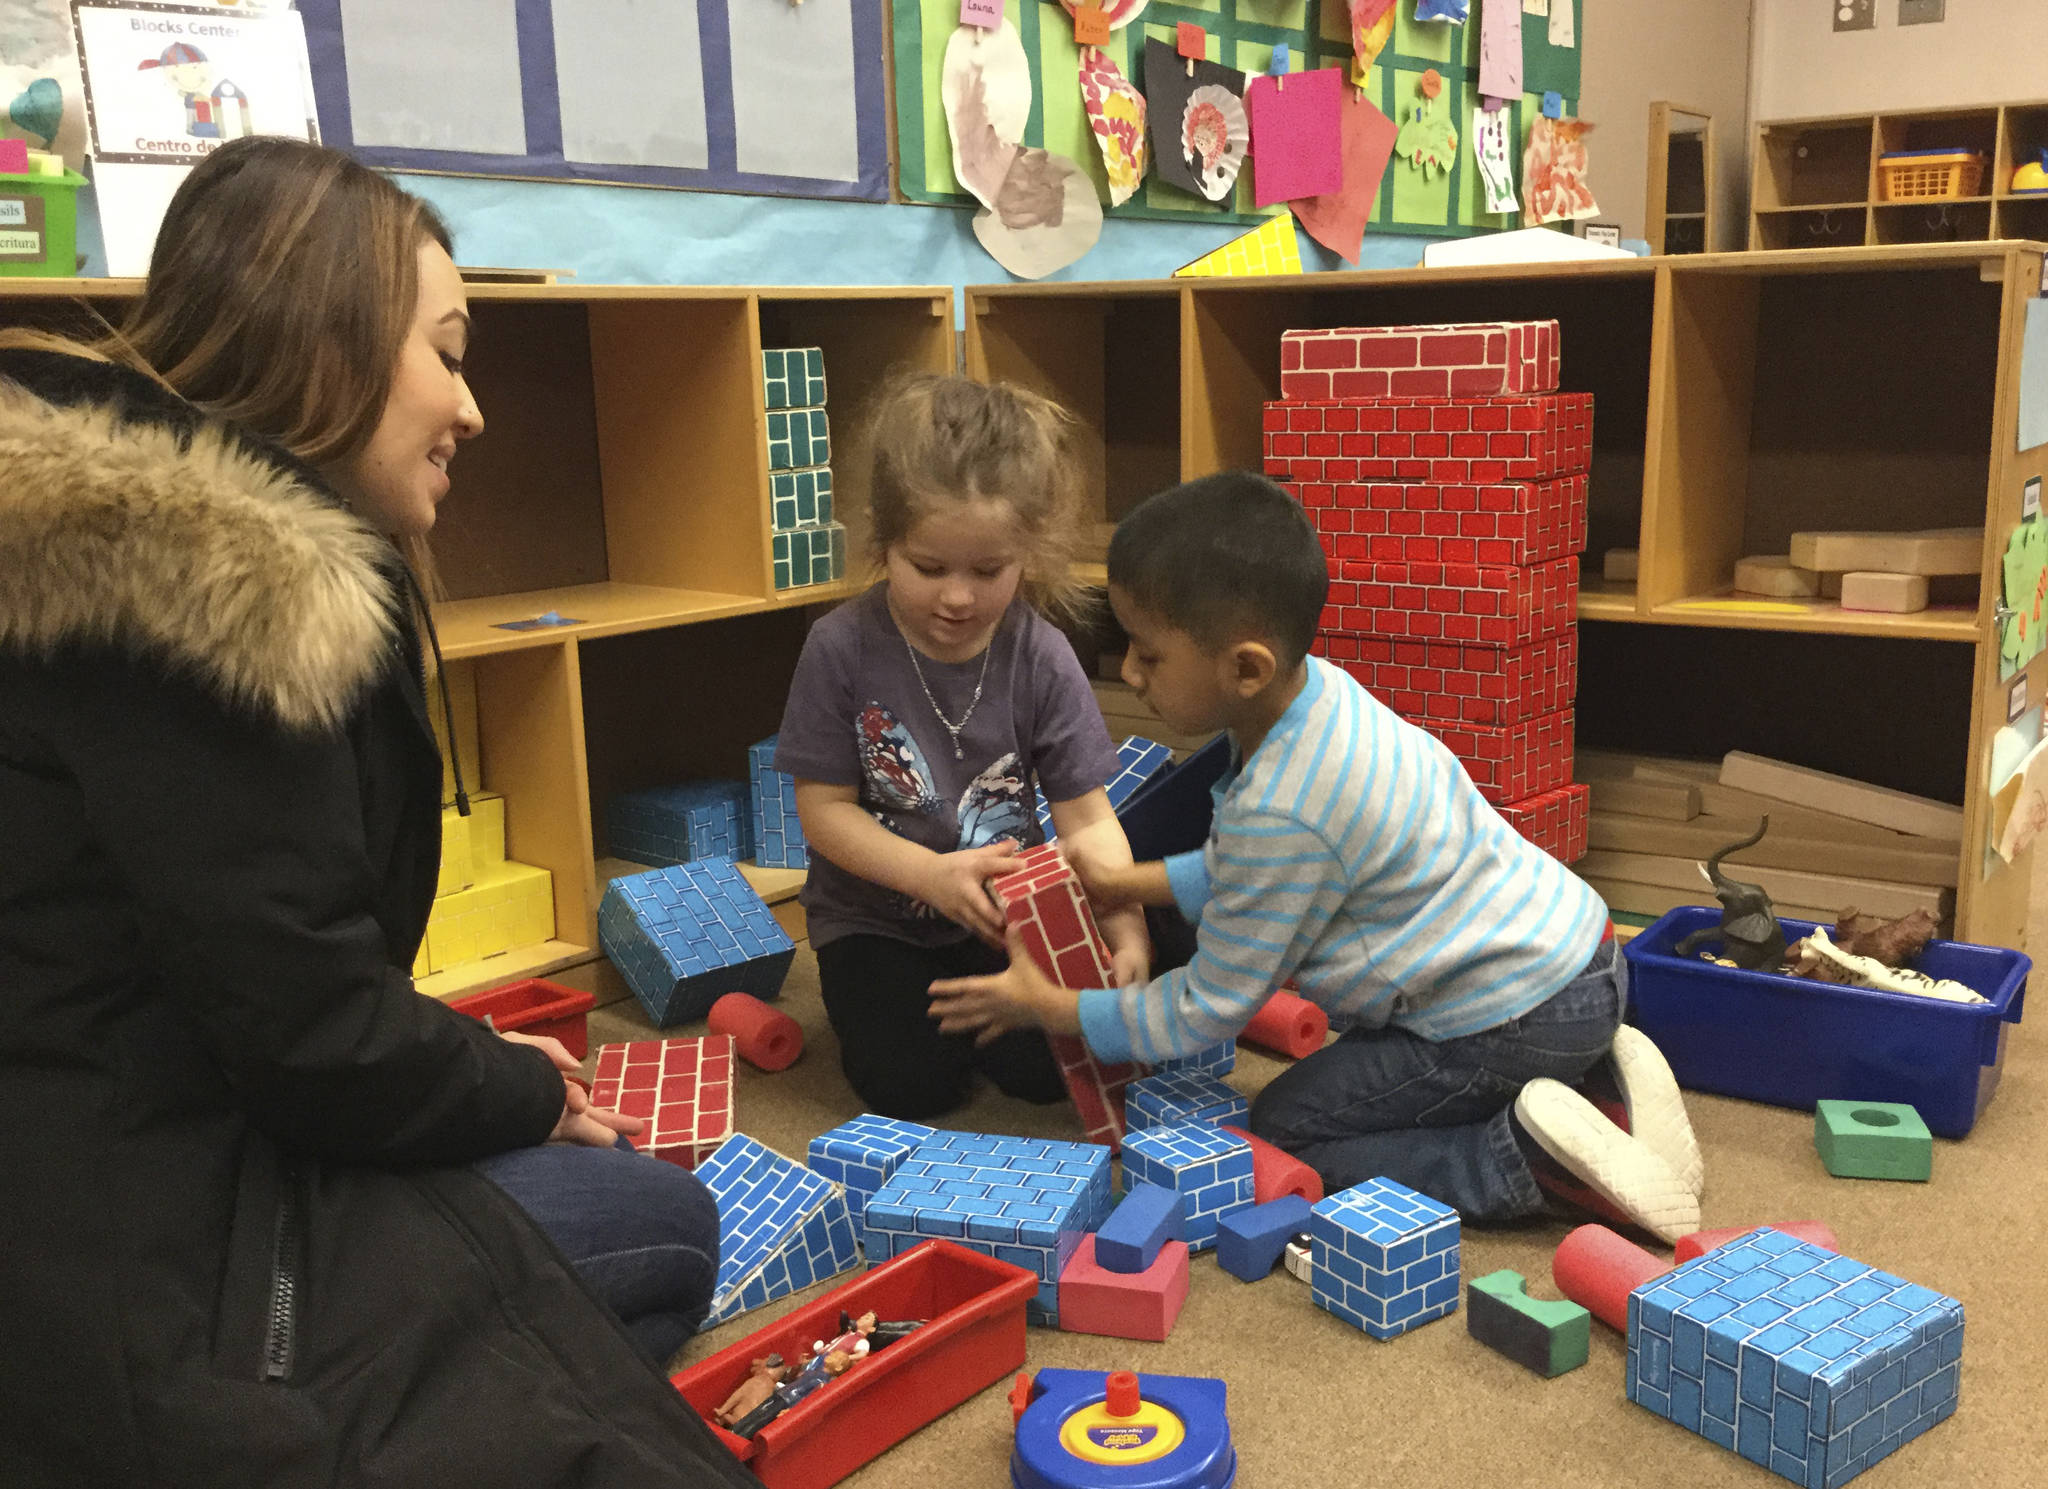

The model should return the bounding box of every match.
[1265,321,1591,864]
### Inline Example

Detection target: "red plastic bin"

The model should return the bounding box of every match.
[672,1240,1036,1489]
[445,978,598,1060]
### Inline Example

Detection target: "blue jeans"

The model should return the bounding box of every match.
[475,1138,721,1364]
[1248,939,1626,1223]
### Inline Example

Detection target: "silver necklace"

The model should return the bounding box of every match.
[903,636,991,760]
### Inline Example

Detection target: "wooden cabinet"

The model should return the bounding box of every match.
[0,279,953,996]
[969,243,2048,950]
[1647,102,1713,255]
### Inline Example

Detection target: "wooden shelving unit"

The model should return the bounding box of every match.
[969,243,2048,949]
[0,279,952,993]
[1646,102,1713,255]
[1752,99,2048,249]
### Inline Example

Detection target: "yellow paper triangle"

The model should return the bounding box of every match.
[1174,213,1304,278]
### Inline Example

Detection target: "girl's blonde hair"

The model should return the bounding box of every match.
[867,371,1087,620]
[0,136,453,588]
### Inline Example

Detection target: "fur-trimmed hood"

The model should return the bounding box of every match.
[0,350,397,732]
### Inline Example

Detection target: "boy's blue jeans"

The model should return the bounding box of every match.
[1248,939,1627,1223]
[474,1138,720,1366]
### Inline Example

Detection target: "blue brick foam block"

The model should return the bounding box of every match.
[769,466,834,533]
[607,780,752,867]
[696,1135,861,1330]
[747,734,809,870]
[1310,1177,1461,1339]
[1627,1226,1964,1488]
[861,1131,1114,1328]
[1152,1041,1237,1078]
[761,346,827,411]
[598,860,795,1027]
[1035,735,1174,841]
[766,406,831,472]
[805,1113,939,1232]
[772,519,847,592]
[1120,1124,1254,1255]
[1126,1069,1250,1134]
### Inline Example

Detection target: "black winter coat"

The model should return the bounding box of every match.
[0,352,752,1488]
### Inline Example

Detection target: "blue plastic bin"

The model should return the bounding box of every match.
[1622,907,2028,1138]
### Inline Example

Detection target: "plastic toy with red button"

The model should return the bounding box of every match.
[1009,1369,1236,1489]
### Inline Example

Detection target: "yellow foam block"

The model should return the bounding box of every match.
[1174,214,1303,278]
[421,860,553,974]
[466,792,506,877]
[436,807,474,896]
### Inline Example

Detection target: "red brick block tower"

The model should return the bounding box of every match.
[1263,321,1590,864]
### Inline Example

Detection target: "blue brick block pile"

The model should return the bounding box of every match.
[1153,1041,1237,1078]
[769,466,834,532]
[766,407,830,472]
[1125,1069,1249,1134]
[1036,735,1173,840]
[860,1131,1113,1327]
[761,346,826,412]
[607,780,751,867]
[1627,1226,1964,1488]
[747,734,809,869]
[805,1113,937,1231]
[1310,1177,1460,1339]
[598,860,794,1026]
[696,1134,860,1329]
[1120,1124,1254,1255]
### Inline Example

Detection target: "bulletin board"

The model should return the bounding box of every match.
[893,0,1580,237]
[295,0,891,202]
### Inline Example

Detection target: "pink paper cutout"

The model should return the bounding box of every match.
[1478,0,1524,102]
[1245,68,1344,208]
[1290,86,1396,263]
[960,0,1002,29]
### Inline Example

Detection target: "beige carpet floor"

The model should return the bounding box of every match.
[547,873,2048,1489]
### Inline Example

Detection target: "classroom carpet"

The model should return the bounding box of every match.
[550,874,2048,1489]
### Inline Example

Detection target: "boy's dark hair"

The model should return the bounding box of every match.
[1108,471,1328,669]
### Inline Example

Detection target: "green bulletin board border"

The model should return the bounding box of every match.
[891,0,1580,239]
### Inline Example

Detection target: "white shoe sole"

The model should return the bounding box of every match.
[1516,1079,1700,1245]
[1609,1025,1706,1201]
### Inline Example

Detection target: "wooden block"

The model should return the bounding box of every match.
[1786,527,1982,577]
[1689,781,1935,847]
[1603,548,1639,583]
[1577,874,1834,925]
[1585,812,1959,888]
[1719,752,1965,841]
[1586,778,1701,822]
[1838,571,1929,614]
[1578,749,1719,784]
[1572,850,1951,922]
[1732,555,1819,598]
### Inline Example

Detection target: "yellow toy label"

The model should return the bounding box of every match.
[1058,1400,1184,1464]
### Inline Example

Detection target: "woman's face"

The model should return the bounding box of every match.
[330,240,483,538]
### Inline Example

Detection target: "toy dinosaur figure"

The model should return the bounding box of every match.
[1673,817,1786,971]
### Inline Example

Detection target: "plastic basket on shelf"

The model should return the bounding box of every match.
[1877,149,1984,202]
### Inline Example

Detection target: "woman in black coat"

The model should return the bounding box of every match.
[0,139,748,1487]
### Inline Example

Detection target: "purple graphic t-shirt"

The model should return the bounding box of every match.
[775,585,1118,949]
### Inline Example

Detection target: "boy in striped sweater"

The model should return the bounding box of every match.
[930,472,1703,1242]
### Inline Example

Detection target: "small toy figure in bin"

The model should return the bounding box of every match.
[729,1349,858,1439]
[712,1354,789,1429]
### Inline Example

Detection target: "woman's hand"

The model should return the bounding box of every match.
[500,1029,644,1147]
[919,839,1020,945]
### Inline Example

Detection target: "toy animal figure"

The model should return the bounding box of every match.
[713,1353,789,1428]
[1673,817,1787,971]
[731,1349,855,1439]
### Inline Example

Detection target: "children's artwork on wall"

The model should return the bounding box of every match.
[1173,211,1302,276]
[1143,38,1246,205]
[1472,102,1518,214]
[1395,67,1457,180]
[1350,3,1395,78]
[1478,0,1523,103]
[1244,67,1342,208]
[970,143,1104,278]
[2001,518,2048,677]
[1059,0,1150,25]
[1289,86,1395,262]
[2019,298,2048,452]
[1524,0,1581,95]
[1521,113,1596,225]
[1414,0,1469,22]
[943,19,1031,210]
[295,0,889,202]
[1548,0,1576,49]
[1078,45,1148,205]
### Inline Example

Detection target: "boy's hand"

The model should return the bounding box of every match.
[1108,939,1150,990]
[920,840,1020,946]
[928,928,1082,1045]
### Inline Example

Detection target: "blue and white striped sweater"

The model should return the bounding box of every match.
[1076,657,1607,1064]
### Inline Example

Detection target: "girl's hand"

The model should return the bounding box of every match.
[921,839,1020,945]
[928,927,1082,1046]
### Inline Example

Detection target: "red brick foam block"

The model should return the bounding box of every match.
[591,1035,736,1169]
[1058,1233,1190,1342]
[1327,555,1578,648]
[1262,393,1594,486]
[1280,321,1560,401]
[1495,781,1591,863]
[990,843,1141,1151]
[1318,630,1578,728]
[1291,473,1587,569]
[1414,708,1575,807]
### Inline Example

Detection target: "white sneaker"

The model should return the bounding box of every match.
[1514,1079,1701,1246]
[1608,1025,1705,1201]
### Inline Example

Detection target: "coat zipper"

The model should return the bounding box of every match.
[261,1165,303,1382]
